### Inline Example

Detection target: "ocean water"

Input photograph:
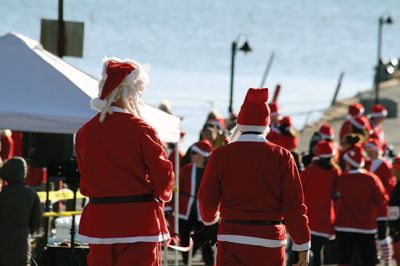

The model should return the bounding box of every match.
[1,0,400,148]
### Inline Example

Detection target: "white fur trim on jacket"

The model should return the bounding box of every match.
[229,124,270,143]
[77,233,170,244]
[335,226,377,234]
[292,241,311,251]
[217,234,287,248]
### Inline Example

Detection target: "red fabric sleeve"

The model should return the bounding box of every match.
[141,126,175,202]
[198,153,221,225]
[281,155,311,251]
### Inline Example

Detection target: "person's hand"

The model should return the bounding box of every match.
[292,250,309,266]
[0,178,2,192]
[190,223,218,247]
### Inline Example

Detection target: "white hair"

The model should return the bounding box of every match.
[90,57,150,122]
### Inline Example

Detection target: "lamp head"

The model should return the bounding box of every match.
[239,41,252,53]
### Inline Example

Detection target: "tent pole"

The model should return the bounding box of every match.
[174,143,180,266]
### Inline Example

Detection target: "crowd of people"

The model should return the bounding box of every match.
[1,56,400,266]
[162,98,400,266]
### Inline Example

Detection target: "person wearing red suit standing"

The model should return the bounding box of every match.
[197,88,310,266]
[335,145,389,266]
[267,101,281,142]
[365,138,396,195]
[300,141,341,266]
[388,156,400,265]
[76,58,174,266]
[368,104,389,153]
[178,140,214,266]
[339,103,365,145]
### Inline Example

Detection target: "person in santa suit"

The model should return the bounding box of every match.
[339,103,364,145]
[368,104,389,153]
[196,88,310,266]
[388,156,400,265]
[178,139,214,266]
[76,58,174,266]
[365,138,396,195]
[346,115,372,141]
[300,141,341,266]
[265,102,281,145]
[335,145,389,266]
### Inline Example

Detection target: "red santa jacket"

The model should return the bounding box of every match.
[178,163,202,221]
[301,163,340,239]
[164,163,203,221]
[76,109,174,244]
[372,124,387,148]
[368,158,396,195]
[335,169,388,234]
[198,134,310,251]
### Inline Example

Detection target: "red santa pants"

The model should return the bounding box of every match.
[216,241,285,266]
[88,242,161,266]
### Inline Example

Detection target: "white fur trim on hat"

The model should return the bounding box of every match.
[343,152,364,168]
[318,152,336,159]
[191,145,211,157]
[365,142,381,154]
[90,98,108,111]
[370,110,388,118]
[348,116,364,130]
[320,133,333,140]
[237,124,269,132]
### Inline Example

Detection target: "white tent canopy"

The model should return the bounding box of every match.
[0,33,180,143]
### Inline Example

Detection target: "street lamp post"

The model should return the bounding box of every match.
[374,15,393,104]
[228,35,252,114]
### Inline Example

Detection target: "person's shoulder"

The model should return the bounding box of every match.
[77,114,101,134]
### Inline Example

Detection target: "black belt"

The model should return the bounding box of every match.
[89,194,154,204]
[241,131,263,135]
[221,219,283,226]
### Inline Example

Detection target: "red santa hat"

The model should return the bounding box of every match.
[237,88,270,131]
[91,57,149,121]
[100,60,135,99]
[280,116,293,127]
[369,104,387,118]
[315,141,336,158]
[365,138,382,155]
[348,115,371,132]
[268,102,280,117]
[191,140,214,157]
[230,88,270,142]
[348,103,364,117]
[319,122,334,140]
[343,145,365,168]
[392,156,400,171]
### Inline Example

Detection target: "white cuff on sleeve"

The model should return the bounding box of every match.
[292,241,311,251]
[203,212,220,226]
